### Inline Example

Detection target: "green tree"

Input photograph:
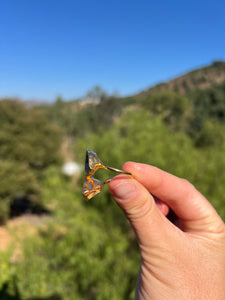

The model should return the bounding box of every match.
[0,100,62,168]
[0,99,62,222]
[86,85,107,100]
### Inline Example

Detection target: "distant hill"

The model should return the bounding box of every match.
[135,61,225,99]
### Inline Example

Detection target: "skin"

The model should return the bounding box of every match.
[109,162,225,300]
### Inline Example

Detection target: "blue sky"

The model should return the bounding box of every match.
[0,0,225,101]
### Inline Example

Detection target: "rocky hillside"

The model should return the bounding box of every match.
[135,61,225,99]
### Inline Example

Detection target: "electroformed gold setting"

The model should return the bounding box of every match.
[82,149,132,200]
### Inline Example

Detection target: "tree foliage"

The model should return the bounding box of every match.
[0,100,62,222]
[0,100,62,168]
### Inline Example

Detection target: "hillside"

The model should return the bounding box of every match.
[134,60,225,99]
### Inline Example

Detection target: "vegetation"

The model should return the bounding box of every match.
[0,100,62,223]
[0,61,225,299]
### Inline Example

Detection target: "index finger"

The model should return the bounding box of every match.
[123,162,224,233]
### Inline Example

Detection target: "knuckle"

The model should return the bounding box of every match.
[180,178,193,188]
[127,195,154,221]
[180,178,196,196]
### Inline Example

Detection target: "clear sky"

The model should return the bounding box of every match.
[0,0,225,101]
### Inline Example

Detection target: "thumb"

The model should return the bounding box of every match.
[109,175,172,249]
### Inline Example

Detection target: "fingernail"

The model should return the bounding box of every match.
[111,180,136,201]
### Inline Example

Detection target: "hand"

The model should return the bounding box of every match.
[109,162,225,300]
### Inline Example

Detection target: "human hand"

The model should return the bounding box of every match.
[109,162,225,300]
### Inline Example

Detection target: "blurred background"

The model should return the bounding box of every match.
[0,1,225,299]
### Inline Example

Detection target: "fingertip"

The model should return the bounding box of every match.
[122,161,134,172]
[122,161,157,176]
[122,161,145,175]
